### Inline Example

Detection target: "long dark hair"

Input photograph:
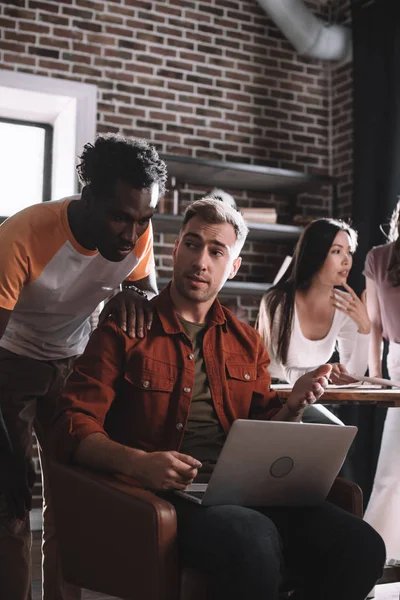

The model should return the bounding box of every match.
[388,199,400,286]
[257,218,357,365]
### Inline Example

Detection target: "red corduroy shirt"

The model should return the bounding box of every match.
[53,284,282,464]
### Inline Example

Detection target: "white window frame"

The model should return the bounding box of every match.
[0,71,97,199]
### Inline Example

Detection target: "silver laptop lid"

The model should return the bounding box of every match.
[200,420,357,507]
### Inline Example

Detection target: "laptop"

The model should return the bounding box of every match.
[175,419,357,507]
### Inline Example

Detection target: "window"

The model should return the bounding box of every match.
[0,117,53,219]
[0,70,97,203]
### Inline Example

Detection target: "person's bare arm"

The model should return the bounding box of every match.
[73,432,144,476]
[366,277,383,377]
[0,307,12,341]
[129,269,158,299]
[74,432,201,491]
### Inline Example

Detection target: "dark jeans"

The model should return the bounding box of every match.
[167,495,385,600]
[0,347,81,600]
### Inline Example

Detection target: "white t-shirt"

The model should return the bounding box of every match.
[266,300,370,384]
[0,198,154,360]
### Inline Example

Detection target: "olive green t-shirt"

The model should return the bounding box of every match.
[178,315,226,481]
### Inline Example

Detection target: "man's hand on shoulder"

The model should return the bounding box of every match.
[133,450,202,491]
[99,286,153,339]
[286,364,332,419]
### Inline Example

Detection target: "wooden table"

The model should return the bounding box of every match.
[271,385,400,407]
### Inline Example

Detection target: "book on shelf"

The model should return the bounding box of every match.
[240,207,277,224]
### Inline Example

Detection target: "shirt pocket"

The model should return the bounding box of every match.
[124,353,177,391]
[225,362,257,383]
[122,363,176,446]
[224,361,257,417]
[124,369,175,394]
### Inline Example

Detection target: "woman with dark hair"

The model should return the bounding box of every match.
[257,218,371,423]
[363,199,400,565]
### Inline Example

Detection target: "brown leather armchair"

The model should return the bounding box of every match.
[49,461,363,600]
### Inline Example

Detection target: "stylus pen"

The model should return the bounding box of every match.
[350,374,400,389]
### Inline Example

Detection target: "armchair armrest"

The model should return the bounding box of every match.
[49,460,179,600]
[327,476,363,518]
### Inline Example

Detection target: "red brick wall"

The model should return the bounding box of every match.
[0,0,339,282]
[1,2,331,177]
[330,0,353,218]
[0,0,353,506]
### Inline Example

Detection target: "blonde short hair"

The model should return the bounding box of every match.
[181,196,249,256]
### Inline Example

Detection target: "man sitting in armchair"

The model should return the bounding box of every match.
[53,197,385,600]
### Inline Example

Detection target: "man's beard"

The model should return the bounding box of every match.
[174,274,215,303]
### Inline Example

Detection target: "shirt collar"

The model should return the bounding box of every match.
[153,282,228,335]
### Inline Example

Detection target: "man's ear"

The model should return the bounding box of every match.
[228,257,242,280]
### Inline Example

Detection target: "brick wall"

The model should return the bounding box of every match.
[0,0,341,282]
[330,0,353,218]
[0,0,353,507]
[1,2,332,179]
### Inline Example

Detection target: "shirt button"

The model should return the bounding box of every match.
[183,387,191,393]
[143,380,150,388]
[176,422,184,431]
[244,373,250,381]
[188,354,195,360]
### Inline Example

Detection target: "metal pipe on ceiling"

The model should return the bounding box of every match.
[255,0,352,62]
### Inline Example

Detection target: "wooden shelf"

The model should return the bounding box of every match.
[157,278,271,297]
[153,213,302,243]
[161,154,334,194]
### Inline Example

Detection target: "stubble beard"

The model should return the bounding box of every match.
[175,275,214,304]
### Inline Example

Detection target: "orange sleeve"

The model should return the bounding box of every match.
[0,202,68,310]
[0,217,31,310]
[125,221,155,282]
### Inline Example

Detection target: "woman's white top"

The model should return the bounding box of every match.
[266,300,370,384]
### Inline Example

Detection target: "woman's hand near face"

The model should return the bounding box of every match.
[331,283,371,334]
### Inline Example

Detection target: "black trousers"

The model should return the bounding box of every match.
[167,495,385,600]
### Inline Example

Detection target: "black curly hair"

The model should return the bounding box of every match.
[76,134,167,200]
